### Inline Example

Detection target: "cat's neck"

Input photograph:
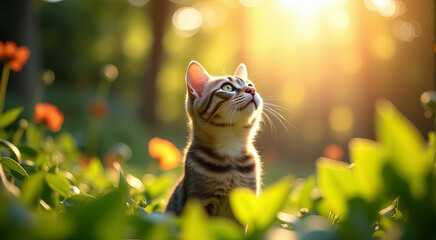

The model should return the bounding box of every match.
[190,124,257,159]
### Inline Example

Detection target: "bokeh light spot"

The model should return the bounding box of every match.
[128,0,149,7]
[195,3,227,29]
[329,106,354,133]
[103,64,118,82]
[172,7,202,37]
[371,35,396,60]
[364,0,404,18]
[42,69,55,86]
[122,26,151,59]
[328,9,349,29]
[377,0,396,17]
[323,144,344,161]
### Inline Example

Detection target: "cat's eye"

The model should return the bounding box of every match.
[221,84,234,92]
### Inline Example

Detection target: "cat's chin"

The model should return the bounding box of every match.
[233,106,259,124]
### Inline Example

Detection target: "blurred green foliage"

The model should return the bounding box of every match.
[0,99,435,239]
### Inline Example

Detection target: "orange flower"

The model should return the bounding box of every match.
[148,137,181,170]
[34,103,64,132]
[323,144,344,161]
[0,41,30,72]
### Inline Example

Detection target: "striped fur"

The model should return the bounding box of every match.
[165,62,262,220]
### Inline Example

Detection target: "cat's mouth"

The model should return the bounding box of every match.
[240,98,257,110]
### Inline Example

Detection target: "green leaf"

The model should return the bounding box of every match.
[256,176,293,229]
[63,194,96,213]
[289,176,316,211]
[209,218,244,240]
[18,145,38,159]
[0,107,23,128]
[376,99,432,198]
[0,157,29,182]
[317,158,359,216]
[45,173,72,198]
[429,132,435,155]
[181,200,213,240]
[70,189,126,240]
[349,138,385,200]
[55,132,79,161]
[25,123,43,147]
[229,187,257,226]
[0,139,21,163]
[21,172,46,206]
[144,174,174,198]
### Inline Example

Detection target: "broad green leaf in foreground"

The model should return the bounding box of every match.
[0,157,29,182]
[288,176,316,211]
[21,172,46,206]
[209,218,244,240]
[45,173,72,198]
[257,176,293,229]
[230,176,293,232]
[70,188,126,240]
[181,200,213,240]
[376,99,433,199]
[229,188,257,226]
[349,138,385,200]
[317,158,358,216]
[0,107,23,128]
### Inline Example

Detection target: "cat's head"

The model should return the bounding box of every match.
[185,61,262,129]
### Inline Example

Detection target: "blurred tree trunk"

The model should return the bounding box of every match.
[140,0,171,126]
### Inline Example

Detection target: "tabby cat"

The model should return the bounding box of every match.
[165,61,263,220]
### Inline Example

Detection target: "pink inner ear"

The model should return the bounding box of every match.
[234,63,248,79]
[186,62,210,97]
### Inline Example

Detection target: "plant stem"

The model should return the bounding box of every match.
[0,62,11,117]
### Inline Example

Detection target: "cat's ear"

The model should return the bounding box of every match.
[234,63,248,79]
[186,61,210,98]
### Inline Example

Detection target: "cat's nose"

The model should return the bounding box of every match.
[245,87,256,96]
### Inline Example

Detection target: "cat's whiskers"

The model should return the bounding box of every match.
[263,102,291,113]
[262,105,295,132]
[261,110,278,140]
[226,105,238,135]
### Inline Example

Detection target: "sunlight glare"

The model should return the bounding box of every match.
[127,174,145,191]
[278,0,323,16]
